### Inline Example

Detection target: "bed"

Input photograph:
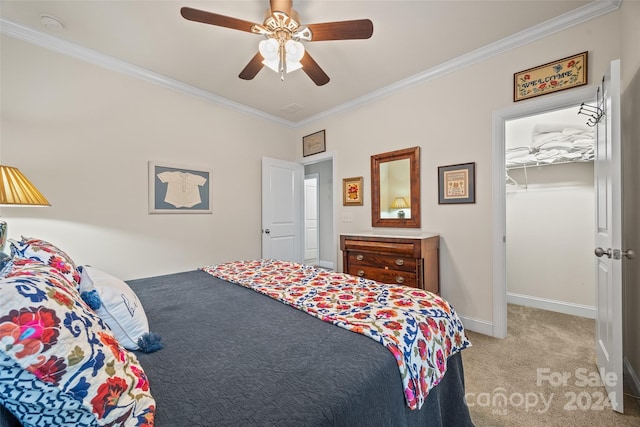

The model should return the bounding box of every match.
[1,238,474,427]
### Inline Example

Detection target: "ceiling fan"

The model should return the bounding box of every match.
[180,0,373,86]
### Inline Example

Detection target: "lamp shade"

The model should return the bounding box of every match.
[390,196,409,209]
[0,165,50,206]
[259,38,280,72]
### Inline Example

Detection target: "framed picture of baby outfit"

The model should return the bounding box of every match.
[148,161,213,214]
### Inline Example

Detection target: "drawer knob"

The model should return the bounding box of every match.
[357,270,365,277]
[395,276,405,284]
[395,258,405,266]
[356,254,364,261]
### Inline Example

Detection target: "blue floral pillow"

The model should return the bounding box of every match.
[0,258,155,426]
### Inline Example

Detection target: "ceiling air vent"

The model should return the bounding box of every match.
[281,103,304,114]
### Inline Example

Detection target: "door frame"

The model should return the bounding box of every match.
[492,85,597,338]
[304,173,320,264]
[301,151,337,270]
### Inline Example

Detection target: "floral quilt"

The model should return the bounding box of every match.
[201,259,471,410]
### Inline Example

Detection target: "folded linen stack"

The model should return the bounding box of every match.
[506,125,594,168]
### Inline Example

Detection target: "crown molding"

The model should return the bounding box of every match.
[0,18,297,127]
[1,0,621,129]
[295,0,621,127]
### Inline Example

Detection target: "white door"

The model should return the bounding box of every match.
[304,175,319,264]
[594,59,623,413]
[261,157,304,263]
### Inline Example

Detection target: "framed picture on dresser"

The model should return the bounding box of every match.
[148,161,213,214]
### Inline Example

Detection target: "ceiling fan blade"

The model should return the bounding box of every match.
[239,52,265,80]
[180,7,258,33]
[269,0,292,16]
[300,52,330,86]
[307,19,374,41]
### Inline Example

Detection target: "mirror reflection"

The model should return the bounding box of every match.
[371,146,420,228]
[379,158,411,219]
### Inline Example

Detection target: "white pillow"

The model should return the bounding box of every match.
[79,265,149,350]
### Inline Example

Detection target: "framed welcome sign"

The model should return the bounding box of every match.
[514,52,588,102]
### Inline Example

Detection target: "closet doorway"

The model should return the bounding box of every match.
[505,106,596,320]
[492,85,596,338]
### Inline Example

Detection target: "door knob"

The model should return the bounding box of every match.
[264,229,271,234]
[594,247,612,258]
[623,249,636,260]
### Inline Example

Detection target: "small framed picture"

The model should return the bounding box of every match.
[148,161,213,214]
[303,130,326,157]
[438,162,475,204]
[342,176,364,206]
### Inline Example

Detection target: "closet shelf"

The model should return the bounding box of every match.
[506,158,593,171]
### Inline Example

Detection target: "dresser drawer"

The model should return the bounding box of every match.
[347,252,416,272]
[340,234,440,293]
[341,239,416,257]
[346,265,418,288]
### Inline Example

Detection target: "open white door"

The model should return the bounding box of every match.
[594,59,623,413]
[262,157,304,263]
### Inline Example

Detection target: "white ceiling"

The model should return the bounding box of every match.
[0,1,617,126]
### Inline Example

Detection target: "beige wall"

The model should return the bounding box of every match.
[0,35,295,280]
[506,163,595,310]
[294,11,623,326]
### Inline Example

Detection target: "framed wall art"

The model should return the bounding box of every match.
[148,161,213,214]
[438,162,476,204]
[514,51,587,102]
[342,176,363,206]
[303,130,326,157]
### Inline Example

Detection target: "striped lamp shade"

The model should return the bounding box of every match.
[390,196,409,209]
[0,165,50,206]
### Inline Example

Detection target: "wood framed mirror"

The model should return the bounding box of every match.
[371,146,421,228]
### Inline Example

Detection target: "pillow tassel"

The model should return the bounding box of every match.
[80,290,102,310]
[137,332,164,353]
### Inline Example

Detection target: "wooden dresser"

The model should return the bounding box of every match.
[340,233,440,293]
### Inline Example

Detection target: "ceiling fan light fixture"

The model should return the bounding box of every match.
[285,40,304,63]
[259,38,279,60]
[181,1,373,86]
[286,61,303,73]
[259,38,304,75]
[259,38,280,72]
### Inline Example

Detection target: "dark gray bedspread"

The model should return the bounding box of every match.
[127,270,474,427]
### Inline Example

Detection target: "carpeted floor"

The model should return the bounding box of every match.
[463,304,640,426]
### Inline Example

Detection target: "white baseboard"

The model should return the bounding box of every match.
[317,260,334,270]
[459,314,494,337]
[507,292,596,319]
[624,357,640,397]
[458,294,595,339]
